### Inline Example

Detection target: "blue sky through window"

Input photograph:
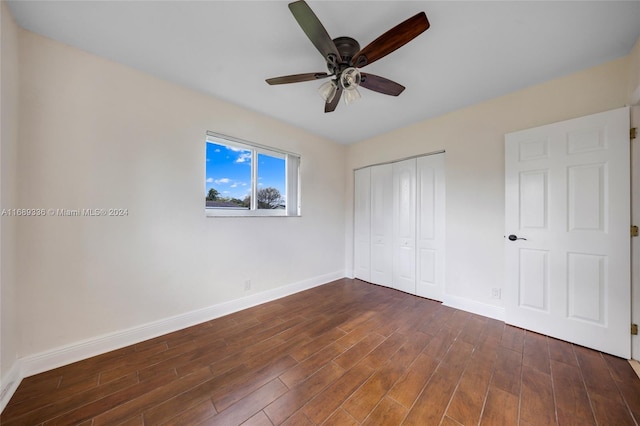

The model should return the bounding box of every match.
[206,142,285,201]
[258,153,286,201]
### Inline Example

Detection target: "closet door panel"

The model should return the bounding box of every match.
[354,168,371,281]
[416,154,445,301]
[393,159,416,294]
[370,164,394,286]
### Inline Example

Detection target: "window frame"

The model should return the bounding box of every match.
[205,132,300,217]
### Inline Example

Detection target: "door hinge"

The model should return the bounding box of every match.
[632,324,638,335]
[632,226,639,237]
[632,128,637,140]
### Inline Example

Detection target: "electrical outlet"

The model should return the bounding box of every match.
[244,280,251,291]
[491,288,501,299]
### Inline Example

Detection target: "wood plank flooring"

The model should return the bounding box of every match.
[3,278,640,425]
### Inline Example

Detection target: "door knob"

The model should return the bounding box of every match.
[507,234,527,241]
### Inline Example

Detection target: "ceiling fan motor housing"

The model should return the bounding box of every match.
[329,37,361,74]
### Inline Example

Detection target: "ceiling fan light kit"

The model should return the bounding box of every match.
[266,0,430,113]
[340,67,361,89]
[339,67,362,105]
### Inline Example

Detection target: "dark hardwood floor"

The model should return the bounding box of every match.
[3,278,640,425]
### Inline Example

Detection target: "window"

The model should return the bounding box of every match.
[205,132,300,216]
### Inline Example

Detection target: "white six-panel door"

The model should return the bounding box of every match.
[505,107,630,358]
[632,106,640,360]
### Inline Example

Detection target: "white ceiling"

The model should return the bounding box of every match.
[7,1,640,144]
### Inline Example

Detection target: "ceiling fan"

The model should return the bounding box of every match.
[266,0,430,113]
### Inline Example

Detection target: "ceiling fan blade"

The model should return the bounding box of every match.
[266,72,331,85]
[360,73,405,96]
[325,86,342,113]
[353,12,429,68]
[289,0,342,63]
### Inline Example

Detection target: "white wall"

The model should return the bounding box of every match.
[629,36,640,105]
[345,56,630,317]
[14,29,346,358]
[0,0,21,400]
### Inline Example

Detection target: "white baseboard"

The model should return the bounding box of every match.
[630,359,640,379]
[0,361,21,414]
[442,294,506,322]
[0,271,343,414]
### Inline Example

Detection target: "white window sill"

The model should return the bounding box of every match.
[205,208,300,217]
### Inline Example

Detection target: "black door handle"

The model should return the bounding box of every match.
[507,234,527,241]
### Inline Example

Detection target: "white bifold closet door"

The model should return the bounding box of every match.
[354,153,445,300]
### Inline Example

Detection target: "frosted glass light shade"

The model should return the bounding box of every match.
[318,81,337,103]
[344,87,361,105]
